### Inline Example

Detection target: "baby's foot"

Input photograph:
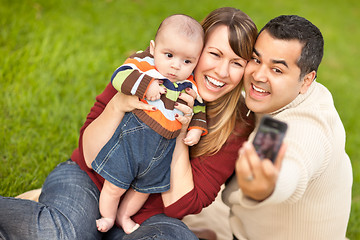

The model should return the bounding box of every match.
[96,217,114,232]
[121,219,140,234]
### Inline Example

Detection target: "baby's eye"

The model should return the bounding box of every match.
[184,60,192,64]
[165,53,173,58]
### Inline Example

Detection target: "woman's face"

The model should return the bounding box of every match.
[260,133,275,150]
[194,25,247,102]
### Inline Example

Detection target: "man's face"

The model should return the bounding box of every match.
[244,30,310,114]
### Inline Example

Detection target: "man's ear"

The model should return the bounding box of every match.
[150,40,155,56]
[300,70,316,94]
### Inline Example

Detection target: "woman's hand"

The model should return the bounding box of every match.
[174,88,197,134]
[235,141,287,201]
[113,92,156,112]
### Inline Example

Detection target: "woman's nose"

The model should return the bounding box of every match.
[215,61,229,78]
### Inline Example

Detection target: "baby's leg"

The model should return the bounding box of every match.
[117,188,149,234]
[97,180,127,232]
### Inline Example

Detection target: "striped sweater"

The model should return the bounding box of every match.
[111,48,207,139]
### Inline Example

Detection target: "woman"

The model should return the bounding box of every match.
[0,7,257,240]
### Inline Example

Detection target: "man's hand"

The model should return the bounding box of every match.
[235,141,286,201]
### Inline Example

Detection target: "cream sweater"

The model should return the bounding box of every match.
[223,81,352,240]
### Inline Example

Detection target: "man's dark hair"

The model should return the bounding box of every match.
[259,15,324,79]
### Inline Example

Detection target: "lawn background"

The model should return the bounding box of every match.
[1,0,359,238]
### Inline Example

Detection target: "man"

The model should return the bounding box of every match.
[224,15,352,240]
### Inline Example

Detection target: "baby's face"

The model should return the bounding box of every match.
[150,30,203,82]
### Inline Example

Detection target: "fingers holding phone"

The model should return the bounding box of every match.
[235,116,288,201]
[236,142,279,201]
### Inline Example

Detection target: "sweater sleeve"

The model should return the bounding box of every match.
[188,81,207,135]
[188,110,207,136]
[111,49,155,99]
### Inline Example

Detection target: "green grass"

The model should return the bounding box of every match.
[1,0,359,238]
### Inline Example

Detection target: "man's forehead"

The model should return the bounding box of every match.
[255,31,302,66]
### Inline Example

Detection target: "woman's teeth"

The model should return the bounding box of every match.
[206,76,225,87]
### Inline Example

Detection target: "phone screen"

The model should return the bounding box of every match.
[253,115,288,163]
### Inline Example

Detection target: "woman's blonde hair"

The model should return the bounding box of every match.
[191,7,257,158]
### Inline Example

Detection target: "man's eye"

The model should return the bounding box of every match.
[273,68,283,74]
[252,57,260,64]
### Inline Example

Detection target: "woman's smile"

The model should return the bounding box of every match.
[205,75,226,89]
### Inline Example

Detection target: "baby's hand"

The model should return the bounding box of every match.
[146,80,166,101]
[183,128,202,146]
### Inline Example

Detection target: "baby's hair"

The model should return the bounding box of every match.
[155,14,204,43]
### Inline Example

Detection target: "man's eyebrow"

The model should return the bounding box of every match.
[253,47,289,68]
[272,59,288,68]
[253,48,260,57]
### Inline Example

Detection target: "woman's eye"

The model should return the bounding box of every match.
[210,52,220,57]
[233,62,243,67]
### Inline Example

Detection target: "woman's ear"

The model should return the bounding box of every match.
[150,40,155,56]
[299,70,316,94]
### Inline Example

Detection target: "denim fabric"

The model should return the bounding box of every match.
[103,214,198,240]
[0,160,198,240]
[92,112,176,193]
[0,160,101,240]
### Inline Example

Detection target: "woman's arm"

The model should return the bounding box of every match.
[161,89,197,206]
[162,128,194,205]
[83,93,125,168]
[163,130,249,217]
[82,92,155,168]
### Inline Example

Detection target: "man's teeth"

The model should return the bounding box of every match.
[252,85,267,93]
[207,76,225,87]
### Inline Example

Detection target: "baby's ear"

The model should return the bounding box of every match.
[149,40,155,56]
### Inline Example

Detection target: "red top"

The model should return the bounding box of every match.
[71,82,254,224]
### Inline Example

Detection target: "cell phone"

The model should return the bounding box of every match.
[253,115,288,163]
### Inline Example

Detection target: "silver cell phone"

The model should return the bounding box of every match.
[253,115,288,163]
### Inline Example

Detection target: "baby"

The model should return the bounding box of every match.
[91,14,206,234]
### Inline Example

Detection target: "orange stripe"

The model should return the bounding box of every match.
[140,100,182,132]
[186,75,197,86]
[188,126,208,136]
[124,59,156,71]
